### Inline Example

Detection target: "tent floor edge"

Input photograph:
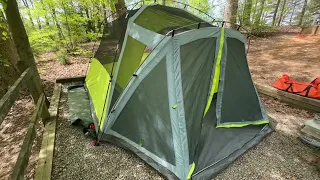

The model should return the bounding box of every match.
[191,124,273,180]
[100,133,180,180]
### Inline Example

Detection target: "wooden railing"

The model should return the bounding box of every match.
[0,67,50,180]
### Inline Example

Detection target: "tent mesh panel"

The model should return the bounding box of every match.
[111,58,176,165]
[217,37,263,125]
[180,37,217,162]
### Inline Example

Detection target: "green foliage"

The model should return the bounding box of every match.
[70,46,92,57]
[0,0,7,10]
[20,0,108,62]
[250,24,277,37]
[28,26,60,55]
[56,48,69,65]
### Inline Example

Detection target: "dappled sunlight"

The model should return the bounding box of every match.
[0,95,44,180]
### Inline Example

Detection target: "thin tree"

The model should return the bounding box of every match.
[272,0,281,26]
[61,1,74,50]
[277,0,287,26]
[224,0,239,28]
[243,0,253,26]
[21,0,35,27]
[298,0,308,25]
[254,0,266,25]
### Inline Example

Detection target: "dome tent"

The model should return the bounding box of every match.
[84,4,272,180]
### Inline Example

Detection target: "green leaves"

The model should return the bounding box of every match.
[1,30,7,40]
[0,0,7,10]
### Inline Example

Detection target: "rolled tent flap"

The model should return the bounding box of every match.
[215,29,269,128]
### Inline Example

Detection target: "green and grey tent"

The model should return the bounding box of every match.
[84,4,272,180]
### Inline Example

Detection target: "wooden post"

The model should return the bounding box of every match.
[4,0,49,107]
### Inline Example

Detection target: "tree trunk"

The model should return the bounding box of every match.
[39,0,50,26]
[251,0,258,23]
[224,0,239,28]
[21,0,35,27]
[277,0,287,26]
[51,8,64,39]
[254,0,266,25]
[272,0,281,26]
[5,0,49,105]
[289,4,296,25]
[243,0,253,26]
[61,1,74,50]
[298,0,308,25]
[115,0,126,17]
[85,8,95,33]
[162,0,166,5]
[0,11,19,70]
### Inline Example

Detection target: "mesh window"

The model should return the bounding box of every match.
[134,5,212,34]
[110,36,146,109]
[180,38,217,162]
[218,38,263,125]
[111,58,175,165]
[93,9,138,75]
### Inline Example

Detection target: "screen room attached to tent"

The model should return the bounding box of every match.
[71,3,273,180]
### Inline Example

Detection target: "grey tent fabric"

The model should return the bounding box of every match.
[134,5,212,34]
[192,97,272,179]
[80,4,272,180]
[180,38,217,162]
[111,58,176,165]
[217,37,265,126]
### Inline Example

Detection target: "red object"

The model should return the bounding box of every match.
[93,140,98,146]
[89,123,95,129]
[273,74,320,99]
[294,34,306,39]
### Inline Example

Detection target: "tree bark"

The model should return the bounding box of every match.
[115,0,126,17]
[5,0,48,105]
[243,0,253,26]
[298,0,308,25]
[254,0,266,25]
[272,0,281,26]
[224,0,239,28]
[0,11,19,70]
[277,0,287,26]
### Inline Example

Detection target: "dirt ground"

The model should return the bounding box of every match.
[0,33,319,180]
[248,34,320,85]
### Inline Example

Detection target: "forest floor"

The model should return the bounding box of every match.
[0,32,319,180]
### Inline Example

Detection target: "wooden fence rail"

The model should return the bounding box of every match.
[0,68,33,124]
[0,67,50,180]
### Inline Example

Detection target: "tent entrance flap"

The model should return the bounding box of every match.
[216,34,269,128]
